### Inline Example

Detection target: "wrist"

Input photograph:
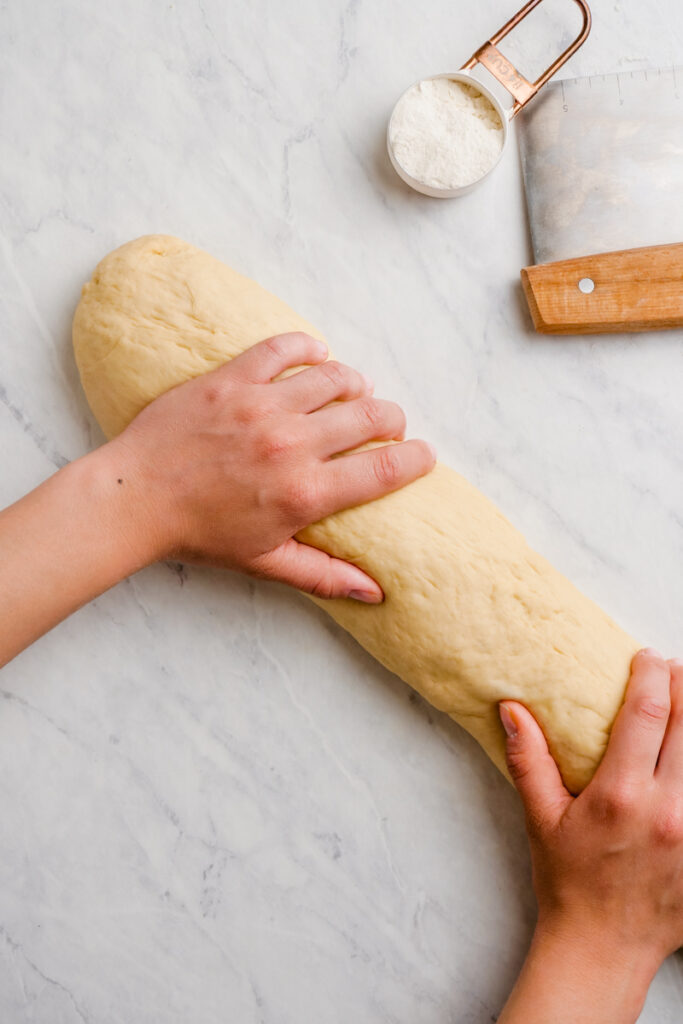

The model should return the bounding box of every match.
[71,442,167,571]
[526,919,657,1023]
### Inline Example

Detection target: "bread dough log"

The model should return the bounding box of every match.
[72,235,639,793]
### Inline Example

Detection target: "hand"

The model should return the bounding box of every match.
[498,649,683,1024]
[0,332,435,668]
[110,332,436,601]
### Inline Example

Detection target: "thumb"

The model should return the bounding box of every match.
[254,539,384,603]
[499,701,572,828]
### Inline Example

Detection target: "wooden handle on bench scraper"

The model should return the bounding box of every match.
[521,242,683,334]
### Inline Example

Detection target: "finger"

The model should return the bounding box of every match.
[310,397,406,457]
[656,659,683,782]
[253,538,383,603]
[228,333,328,384]
[314,439,436,519]
[273,360,373,413]
[594,648,671,788]
[499,701,572,829]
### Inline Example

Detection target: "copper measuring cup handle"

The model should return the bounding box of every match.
[461,0,592,117]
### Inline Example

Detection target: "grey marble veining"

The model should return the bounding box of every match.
[0,0,682,1020]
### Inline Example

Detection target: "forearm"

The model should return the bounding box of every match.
[0,444,157,668]
[499,925,655,1024]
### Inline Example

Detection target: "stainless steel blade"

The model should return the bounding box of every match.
[519,66,683,264]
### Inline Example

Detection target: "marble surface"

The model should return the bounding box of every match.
[1,0,682,1020]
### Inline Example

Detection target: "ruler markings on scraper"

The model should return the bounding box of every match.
[550,66,680,115]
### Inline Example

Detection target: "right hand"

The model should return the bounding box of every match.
[106,332,436,601]
[499,649,683,1022]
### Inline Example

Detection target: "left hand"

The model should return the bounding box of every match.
[112,332,436,601]
[0,332,436,668]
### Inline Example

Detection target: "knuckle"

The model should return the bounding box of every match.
[234,398,265,426]
[372,445,402,488]
[258,427,297,462]
[308,573,337,600]
[263,334,289,360]
[632,695,670,726]
[505,748,532,784]
[355,397,383,432]
[199,378,227,407]
[590,782,636,821]
[321,360,347,389]
[653,803,683,846]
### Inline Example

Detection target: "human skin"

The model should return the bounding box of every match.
[499,649,683,1023]
[1,332,680,1019]
[0,332,435,669]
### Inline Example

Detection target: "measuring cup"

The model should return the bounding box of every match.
[387,0,592,198]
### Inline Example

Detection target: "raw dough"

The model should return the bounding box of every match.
[72,235,639,793]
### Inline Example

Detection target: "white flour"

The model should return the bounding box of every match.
[389,78,504,190]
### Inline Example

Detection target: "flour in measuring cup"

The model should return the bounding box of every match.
[389,78,504,190]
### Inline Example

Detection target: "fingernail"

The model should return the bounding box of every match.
[315,339,328,358]
[499,703,518,738]
[639,647,663,659]
[362,374,374,392]
[426,442,437,461]
[669,658,683,668]
[348,589,383,604]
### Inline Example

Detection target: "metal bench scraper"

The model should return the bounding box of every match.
[518,67,683,334]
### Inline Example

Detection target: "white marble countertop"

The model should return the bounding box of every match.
[1,0,682,1020]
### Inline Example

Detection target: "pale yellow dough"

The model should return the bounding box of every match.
[72,235,639,793]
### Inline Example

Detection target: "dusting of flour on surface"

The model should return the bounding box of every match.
[389,78,504,189]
